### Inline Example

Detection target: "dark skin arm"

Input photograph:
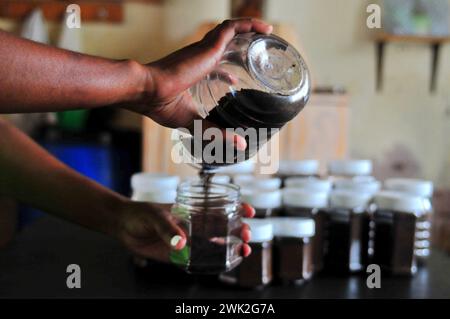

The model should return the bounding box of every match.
[0,18,272,260]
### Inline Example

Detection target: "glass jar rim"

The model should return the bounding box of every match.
[176,180,240,204]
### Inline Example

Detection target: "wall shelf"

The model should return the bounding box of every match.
[375,32,450,92]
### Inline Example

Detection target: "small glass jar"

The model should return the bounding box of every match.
[241,189,282,218]
[275,160,320,186]
[328,160,372,181]
[384,178,433,263]
[271,217,315,284]
[324,190,373,274]
[372,191,424,276]
[170,181,243,274]
[219,219,273,288]
[282,189,328,273]
[284,177,332,193]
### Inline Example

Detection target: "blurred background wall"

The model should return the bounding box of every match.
[0,0,449,188]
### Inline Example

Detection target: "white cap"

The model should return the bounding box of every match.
[384,178,433,198]
[278,160,319,175]
[236,177,281,191]
[233,174,255,186]
[131,173,179,192]
[243,218,273,242]
[374,191,426,215]
[330,190,372,210]
[285,177,332,192]
[282,188,329,208]
[132,189,177,204]
[328,160,372,176]
[185,174,231,184]
[220,161,255,175]
[241,189,282,209]
[333,178,381,195]
[270,217,315,238]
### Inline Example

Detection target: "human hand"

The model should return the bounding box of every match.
[128,19,272,130]
[117,200,255,263]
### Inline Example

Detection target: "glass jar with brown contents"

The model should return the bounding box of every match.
[282,189,328,273]
[220,219,273,288]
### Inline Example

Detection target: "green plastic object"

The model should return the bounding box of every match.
[57,110,88,131]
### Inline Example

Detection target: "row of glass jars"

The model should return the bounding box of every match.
[129,160,433,286]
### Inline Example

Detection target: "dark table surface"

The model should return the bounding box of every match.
[0,216,449,299]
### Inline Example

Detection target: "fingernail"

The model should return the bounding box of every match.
[234,135,247,151]
[170,235,182,248]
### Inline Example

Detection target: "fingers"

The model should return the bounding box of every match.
[242,243,252,257]
[241,202,255,218]
[201,120,247,151]
[152,208,187,251]
[241,222,251,243]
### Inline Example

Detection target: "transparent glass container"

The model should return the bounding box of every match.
[170,181,243,274]
[177,32,311,171]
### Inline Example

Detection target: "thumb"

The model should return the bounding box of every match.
[152,209,187,250]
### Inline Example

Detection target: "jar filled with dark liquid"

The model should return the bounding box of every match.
[384,178,433,264]
[170,181,243,274]
[271,217,315,284]
[282,189,329,273]
[219,219,273,288]
[372,191,424,276]
[324,190,373,274]
[175,32,311,170]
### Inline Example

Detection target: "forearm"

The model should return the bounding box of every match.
[0,30,148,113]
[0,119,127,237]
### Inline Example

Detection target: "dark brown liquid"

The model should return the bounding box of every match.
[372,210,417,275]
[283,206,326,273]
[274,236,313,284]
[323,209,370,274]
[187,89,305,171]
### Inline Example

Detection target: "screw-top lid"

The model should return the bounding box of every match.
[282,188,329,208]
[284,177,332,192]
[333,178,381,195]
[270,217,315,238]
[131,173,179,192]
[374,191,426,215]
[278,160,319,175]
[132,189,177,204]
[243,218,274,242]
[328,160,372,176]
[241,189,282,209]
[384,178,433,198]
[233,174,255,186]
[330,190,372,210]
[236,176,281,191]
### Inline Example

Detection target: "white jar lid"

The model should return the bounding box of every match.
[241,189,282,209]
[220,160,255,175]
[374,191,426,215]
[328,160,372,176]
[384,178,433,198]
[330,190,372,210]
[233,174,255,185]
[282,188,329,208]
[270,217,315,238]
[284,177,332,192]
[132,189,177,204]
[243,218,274,242]
[333,178,381,195]
[131,173,179,192]
[278,160,319,175]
